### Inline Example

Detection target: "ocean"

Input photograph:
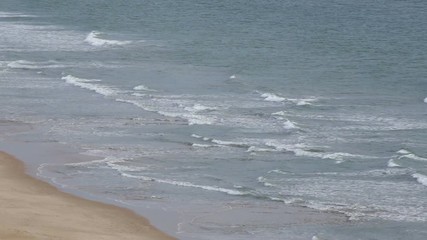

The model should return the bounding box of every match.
[1,0,426,239]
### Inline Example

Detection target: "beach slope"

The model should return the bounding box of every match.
[0,152,175,240]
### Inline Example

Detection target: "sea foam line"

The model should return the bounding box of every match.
[260,92,318,105]
[7,60,67,70]
[397,149,427,162]
[133,84,157,92]
[63,74,119,96]
[265,141,374,162]
[85,31,132,47]
[120,172,246,196]
[412,173,427,187]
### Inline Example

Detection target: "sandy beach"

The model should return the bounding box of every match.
[0,151,176,240]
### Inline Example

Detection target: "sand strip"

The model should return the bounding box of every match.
[0,151,176,240]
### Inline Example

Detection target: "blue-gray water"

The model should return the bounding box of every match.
[1,0,427,239]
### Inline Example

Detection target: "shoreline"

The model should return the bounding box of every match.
[0,151,176,240]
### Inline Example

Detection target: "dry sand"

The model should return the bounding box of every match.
[0,151,176,240]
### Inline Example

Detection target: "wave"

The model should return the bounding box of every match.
[158,110,216,125]
[247,146,277,153]
[260,92,318,106]
[272,111,287,116]
[424,97,427,103]
[62,74,119,96]
[116,96,218,125]
[261,93,286,102]
[85,31,132,47]
[387,159,401,168]
[7,60,67,70]
[287,97,318,106]
[265,141,373,162]
[133,84,157,92]
[191,134,211,141]
[397,149,427,162]
[412,173,427,187]
[184,103,217,113]
[0,12,37,18]
[120,172,247,196]
[283,119,299,130]
[191,143,218,148]
[66,156,123,167]
[191,134,254,149]
[257,176,276,187]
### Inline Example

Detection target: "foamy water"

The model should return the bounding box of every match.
[1,1,427,240]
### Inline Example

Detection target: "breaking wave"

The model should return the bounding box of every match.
[85,31,132,47]
[62,74,119,96]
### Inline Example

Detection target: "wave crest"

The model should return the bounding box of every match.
[85,31,132,47]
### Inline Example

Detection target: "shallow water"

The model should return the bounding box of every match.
[1,0,427,239]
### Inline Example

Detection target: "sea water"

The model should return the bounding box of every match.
[1,0,427,239]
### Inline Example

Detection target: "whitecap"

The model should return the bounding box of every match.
[66,156,123,167]
[191,134,203,139]
[120,173,246,196]
[287,97,318,106]
[283,119,299,130]
[133,84,157,92]
[85,31,132,47]
[261,93,286,102]
[62,74,119,96]
[191,143,216,148]
[387,159,401,168]
[412,173,427,187]
[265,141,373,161]
[272,111,287,116]
[397,149,427,162]
[247,146,277,153]
[424,97,427,103]
[7,60,66,70]
[0,12,37,18]
[211,139,249,148]
[397,149,411,155]
[257,176,275,187]
[184,103,217,112]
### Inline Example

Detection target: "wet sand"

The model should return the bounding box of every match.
[0,151,176,240]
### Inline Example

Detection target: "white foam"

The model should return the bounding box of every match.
[287,97,318,106]
[412,173,427,187]
[397,149,411,155]
[120,173,246,196]
[158,111,215,125]
[272,111,287,116]
[229,75,236,79]
[247,146,277,153]
[191,134,203,139]
[184,103,217,113]
[131,92,146,97]
[7,60,66,70]
[62,75,118,96]
[85,31,132,47]
[424,97,427,103]
[261,93,286,102]
[283,119,299,130]
[397,150,427,162]
[66,156,122,167]
[257,176,275,187]
[0,12,37,18]
[191,143,215,148]
[265,141,372,161]
[387,159,401,168]
[211,139,249,148]
[133,84,157,92]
